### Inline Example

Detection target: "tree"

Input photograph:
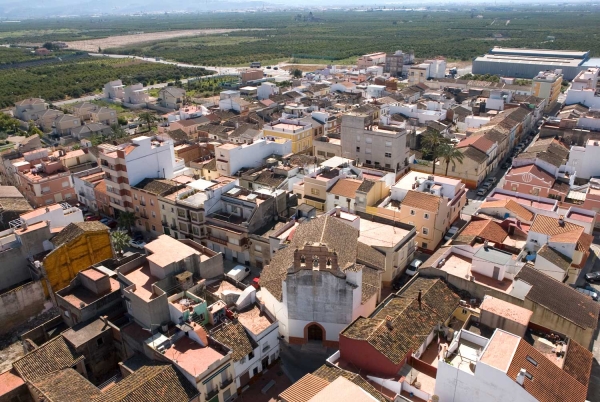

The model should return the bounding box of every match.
[291,69,302,79]
[117,211,136,233]
[27,120,42,137]
[111,124,127,139]
[440,143,465,176]
[110,230,131,257]
[139,112,156,130]
[420,130,449,175]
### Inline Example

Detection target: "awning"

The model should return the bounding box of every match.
[566,190,586,202]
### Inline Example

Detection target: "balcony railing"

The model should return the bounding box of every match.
[208,235,227,246]
[205,388,219,400]
[139,213,149,220]
[162,221,168,227]
[220,377,234,390]
[170,224,177,231]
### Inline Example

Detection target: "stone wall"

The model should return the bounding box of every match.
[0,281,46,334]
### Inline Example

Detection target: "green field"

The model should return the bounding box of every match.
[0,57,213,108]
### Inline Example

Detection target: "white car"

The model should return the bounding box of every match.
[226,265,251,282]
[129,239,146,249]
[576,287,599,301]
[406,259,423,276]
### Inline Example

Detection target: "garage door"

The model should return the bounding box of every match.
[240,370,251,387]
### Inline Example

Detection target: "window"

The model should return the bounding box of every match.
[126,301,131,311]
[422,227,429,235]
[161,204,164,210]
[134,194,138,200]
[248,351,255,360]
[190,212,198,222]
[151,225,156,231]
[374,161,380,166]
[192,226,199,236]
[64,310,70,318]
[335,195,339,200]
[135,206,139,212]
[171,207,174,213]
[97,338,104,346]
[177,209,186,218]
[311,188,320,196]
[62,181,69,188]
[365,148,372,154]
[526,356,538,367]
[385,141,392,147]
[424,213,429,219]
[385,152,391,158]
[150,199,154,206]
[255,244,262,252]
[365,160,372,165]
[410,210,416,215]
[385,164,391,169]
[365,138,372,144]
[524,371,534,380]
[452,165,456,172]
[356,147,360,152]
[151,211,156,218]
[422,242,428,248]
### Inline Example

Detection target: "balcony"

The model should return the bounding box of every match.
[140,201,146,207]
[205,388,219,400]
[208,235,227,246]
[170,224,177,231]
[139,213,149,220]
[220,377,234,390]
[162,221,168,227]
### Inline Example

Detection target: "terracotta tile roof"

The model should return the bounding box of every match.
[50,221,109,248]
[12,336,84,382]
[210,322,254,362]
[357,179,376,193]
[132,178,181,195]
[328,178,363,199]
[563,339,593,387]
[402,191,440,212]
[456,135,495,153]
[456,219,507,244]
[31,369,102,402]
[94,365,199,402]
[507,339,588,402]
[531,215,590,252]
[340,278,460,365]
[312,365,387,402]
[461,146,488,164]
[515,265,600,329]
[356,241,386,271]
[507,164,554,184]
[480,199,534,221]
[279,373,330,402]
[537,245,572,271]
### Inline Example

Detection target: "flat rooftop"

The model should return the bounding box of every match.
[488,192,555,211]
[567,211,594,223]
[123,264,159,301]
[269,123,307,131]
[489,47,589,59]
[62,318,109,349]
[145,235,203,268]
[394,171,461,191]
[480,296,532,327]
[163,336,225,377]
[236,305,274,335]
[480,330,520,372]
[358,219,411,248]
[61,277,120,307]
[446,338,482,374]
[439,253,514,293]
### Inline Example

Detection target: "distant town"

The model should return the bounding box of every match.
[1,44,600,402]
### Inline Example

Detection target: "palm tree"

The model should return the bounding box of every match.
[440,143,465,176]
[139,112,156,130]
[111,230,131,257]
[117,211,136,233]
[420,130,449,175]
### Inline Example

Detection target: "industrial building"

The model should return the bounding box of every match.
[473,47,591,80]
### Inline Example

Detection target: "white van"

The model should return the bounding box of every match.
[226,265,251,282]
[406,259,423,277]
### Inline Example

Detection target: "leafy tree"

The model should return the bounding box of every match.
[420,130,449,175]
[110,124,128,140]
[117,116,128,126]
[139,112,156,130]
[117,211,137,233]
[42,42,54,51]
[72,144,81,150]
[291,68,302,79]
[27,120,43,137]
[110,230,131,257]
[440,143,465,176]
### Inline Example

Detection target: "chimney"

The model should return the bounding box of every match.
[418,290,422,309]
[516,369,527,386]
[385,315,393,330]
[484,240,489,250]
[558,215,565,226]
[335,206,341,217]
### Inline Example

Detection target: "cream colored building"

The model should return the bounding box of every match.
[263,118,313,154]
[532,69,563,105]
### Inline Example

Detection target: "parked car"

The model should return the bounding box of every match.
[273,66,278,70]
[481,182,492,190]
[500,162,511,169]
[586,271,600,283]
[226,265,251,282]
[132,231,144,241]
[266,66,272,69]
[85,215,100,221]
[576,287,599,301]
[476,188,488,197]
[405,258,423,277]
[484,177,497,185]
[444,226,459,242]
[99,217,118,229]
[129,239,147,249]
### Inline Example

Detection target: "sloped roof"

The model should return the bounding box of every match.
[50,221,109,248]
[563,339,593,387]
[329,178,363,199]
[12,336,84,382]
[507,339,588,402]
[31,369,102,402]
[93,365,198,402]
[456,135,495,153]
[312,365,387,402]
[132,178,180,195]
[402,191,440,212]
[536,244,572,271]
[461,146,488,164]
[507,164,554,184]
[480,199,534,222]
[279,373,330,402]
[340,278,460,365]
[515,265,599,329]
[455,218,507,244]
[210,322,254,362]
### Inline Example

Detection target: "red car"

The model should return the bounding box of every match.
[85,215,100,221]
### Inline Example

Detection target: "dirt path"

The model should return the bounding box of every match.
[68,29,267,52]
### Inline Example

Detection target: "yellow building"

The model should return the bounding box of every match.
[263,119,313,154]
[42,221,113,299]
[532,70,563,105]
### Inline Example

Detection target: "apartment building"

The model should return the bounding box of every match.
[10,149,76,207]
[205,186,282,264]
[131,178,182,237]
[215,139,292,177]
[341,112,408,171]
[532,69,563,105]
[565,67,600,108]
[263,118,314,154]
[389,172,467,251]
[73,167,104,212]
[98,136,177,215]
[357,52,386,69]
[160,177,237,241]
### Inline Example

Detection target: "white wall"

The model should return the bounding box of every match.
[259,288,289,340]
[217,140,292,176]
[126,136,176,186]
[568,142,600,180]
[288,318,347,342]
[534,253,566,282]
[325,192,356,213]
